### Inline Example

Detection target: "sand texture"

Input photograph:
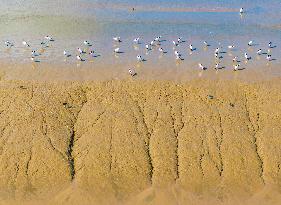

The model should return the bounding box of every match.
[0,79,281,204]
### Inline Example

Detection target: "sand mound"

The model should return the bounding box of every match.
[0,79,281,204]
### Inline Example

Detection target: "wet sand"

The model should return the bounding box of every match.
[82,2,239,13]
[0,72,281,204]
[0,62,281,83]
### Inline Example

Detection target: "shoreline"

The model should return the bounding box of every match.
[0,62,281,83]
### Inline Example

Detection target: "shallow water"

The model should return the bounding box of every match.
[0,0,280,79]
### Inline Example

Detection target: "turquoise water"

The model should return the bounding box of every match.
[0,0,280,73]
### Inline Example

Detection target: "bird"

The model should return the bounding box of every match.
[150,40,155,46]
[40,41,47,46]
[215,63,220,70]
[145,44,151,50]
[245,53,251,60]
[83,40,92,46]
[177,37,183,43]
[155,36,162,42]
[159,47,166,53]
[228,45,235,49]
[174,50,181,57]
[89,50,97,57]
[233,64,240,71]
[133,37,140,44]
[45,35,54,41]
[199,63,206,70]
[232,56,239,62]
[268,42,274,48]
[248,41,254,46]
[204,41,210,46]
[114,47,121,53]
[239,8,244,14]
[4,41,14,48]
[128,68,137,77]
[137,55,143,62]
[77,48,85,54]
[172,41,179,47]
[31,50,39,57]
[76,55,84,61]
[176,55,183,60]
[63,50,71,57]
[22,41,30,47]
[257,49,262,55]
[215,47,220,53]
[189,44,194,52]
[266,55,272,61]
[113,37,121,42]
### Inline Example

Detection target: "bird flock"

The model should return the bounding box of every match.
[2,8,278,77]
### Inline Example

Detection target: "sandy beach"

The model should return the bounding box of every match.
[0,0,281,204]
[0,77,281,204]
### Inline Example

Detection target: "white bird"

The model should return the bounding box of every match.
[176,55,183,60]
[248,41,253,46]
[64,50,71,57]
[199,63,206,70]
[189,44,193,51]
[228,45,235,49]
[76,55,84,61]
[234,64,240,71]
[113,37,121,42]
[245,53,251,60]
[240,8,244,14]
[128,68,137,77]
[4,41,14,48]
[114,47,121,53]
[172,41,179,47]
[45,35,54,41]
[232,56,238,62]
[145,44,151,50]
[215,47,220,53]
[137,55,143,62]
[174,50,181,57]
[31,50,39,57]
[77,48,85,54]
[257,49,262,55]
[83,40,92,46]
[268,42,273,48]
[22,41,30,47]
[215,53,219,58]
[159,47,165,53]
[177,37,183,43]
[150,40,155,46]
[203,41,210,46]
[133,37,140,44]
[266,55,272,61]
[215,63,220,70]
[89,50,96,57]
[155,36,161,42]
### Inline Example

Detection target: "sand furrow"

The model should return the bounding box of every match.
[244,91,265,184]
[0,80,281,204]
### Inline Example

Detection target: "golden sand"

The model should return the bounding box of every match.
[0,78,281,204]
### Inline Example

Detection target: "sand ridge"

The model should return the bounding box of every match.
[0,79,281,204]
